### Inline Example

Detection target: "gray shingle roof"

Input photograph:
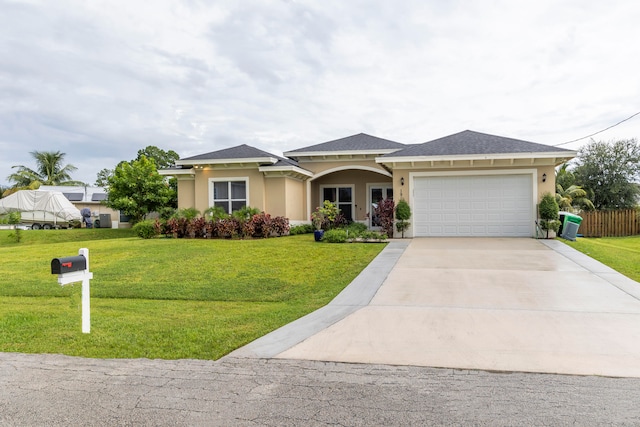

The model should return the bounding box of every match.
[181,144,279,161]
[179,144,306,169]
[383,130,573,157]
[286,133,406,154]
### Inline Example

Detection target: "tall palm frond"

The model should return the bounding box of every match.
[556,183,595,212]
[31,151,78,185]
[7,151,81,187]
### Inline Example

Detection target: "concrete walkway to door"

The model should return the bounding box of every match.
[232,238,640,378]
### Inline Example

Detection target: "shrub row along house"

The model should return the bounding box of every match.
[160,130,576,238]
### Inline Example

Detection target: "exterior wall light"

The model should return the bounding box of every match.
[400,177,405,186]
[542,173,547,183]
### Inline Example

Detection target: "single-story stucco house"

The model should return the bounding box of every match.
[160,130,576,238]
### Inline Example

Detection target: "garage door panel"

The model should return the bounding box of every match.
[414,174,533,237]
[458,200,471,210]
[471,200,486,209]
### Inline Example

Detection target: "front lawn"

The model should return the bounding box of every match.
[0,230,385,359]
[564,236,640,282]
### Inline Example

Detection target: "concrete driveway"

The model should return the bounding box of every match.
[232,238,640,378]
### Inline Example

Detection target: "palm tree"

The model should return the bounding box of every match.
[556,183,595,212]
[555,162,575,190]
[8,151,83,187]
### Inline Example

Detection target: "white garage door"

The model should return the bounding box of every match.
[413,174,534,237]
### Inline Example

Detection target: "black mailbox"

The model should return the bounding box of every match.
[51,255,87,275]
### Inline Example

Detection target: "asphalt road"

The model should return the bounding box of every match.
[1,352,640,426]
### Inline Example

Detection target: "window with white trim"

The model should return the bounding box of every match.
[321,185,354,221]
[211,179,247,214]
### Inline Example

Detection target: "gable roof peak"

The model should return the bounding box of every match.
[285,133,406,155]
[179,143,280,162]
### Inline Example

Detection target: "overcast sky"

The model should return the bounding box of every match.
[2,0,639,186]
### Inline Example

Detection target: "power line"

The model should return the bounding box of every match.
[553,111,640,147]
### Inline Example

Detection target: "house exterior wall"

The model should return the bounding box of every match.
[193,168,267,214]
[264,177,286,217]
[537,165,556,199]
[177,177,195,211]
[172,156,561,229]
[284,178,305,222]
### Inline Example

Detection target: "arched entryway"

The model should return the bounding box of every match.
[308,166,393,227]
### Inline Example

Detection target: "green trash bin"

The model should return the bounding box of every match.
[560,212,582,241]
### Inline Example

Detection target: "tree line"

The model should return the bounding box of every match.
[556,138,640,212]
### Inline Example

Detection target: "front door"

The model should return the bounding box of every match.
[369,185,393,229]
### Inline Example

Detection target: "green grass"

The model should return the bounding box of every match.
[0,229,385,359]
[564,236,640,282]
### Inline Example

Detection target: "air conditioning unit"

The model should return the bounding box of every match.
[98,214,112,228]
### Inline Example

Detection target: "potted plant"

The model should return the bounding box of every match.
[311,207,325,241]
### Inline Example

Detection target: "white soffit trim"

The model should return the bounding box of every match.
[158,168,194,176]
[258,165,314,177]
[311,164,392,180]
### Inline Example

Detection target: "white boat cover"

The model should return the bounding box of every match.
[0,190,82,222]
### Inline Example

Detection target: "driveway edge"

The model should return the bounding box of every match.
[539,239,640,300]
[225,239,411,359]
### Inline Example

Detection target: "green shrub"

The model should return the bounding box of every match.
[539,192,560,238]
[359,230,375,241]
[289,224,314,235]
[395,199,411,238]
[395,199,411,221]
[346,222,368,236]
[133,220,159,239]
[204,206,228,221]
[6,212,22,242]
[539,192,559,220]
[172,208,200,220]
[0,213,20,225]
[323,228,347,243]
[232,206,261,222]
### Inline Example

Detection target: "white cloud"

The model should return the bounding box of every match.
[1,0,640,186]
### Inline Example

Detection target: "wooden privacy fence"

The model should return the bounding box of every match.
[578,209,640,237]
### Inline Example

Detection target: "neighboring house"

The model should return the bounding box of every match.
[160,130,576,237]
[37,185,129,228]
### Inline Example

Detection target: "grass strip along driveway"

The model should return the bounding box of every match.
[565,235,640,283]
[0,230,385,360]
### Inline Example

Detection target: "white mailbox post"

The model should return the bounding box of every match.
[51,248,93,333]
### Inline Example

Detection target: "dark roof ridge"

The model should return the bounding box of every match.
[383,130,574,157]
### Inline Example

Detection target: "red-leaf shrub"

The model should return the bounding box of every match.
[156,213,290,239]
[374,199,395,238]
[271,216,290,236]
